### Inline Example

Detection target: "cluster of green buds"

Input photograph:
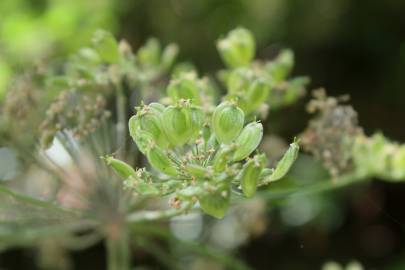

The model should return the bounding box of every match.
[217,27,309,116]
[47,29,178,93]
[105,99,299,218]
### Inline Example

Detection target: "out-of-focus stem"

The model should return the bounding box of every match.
[106,221,130,270]
[115,82,126,159]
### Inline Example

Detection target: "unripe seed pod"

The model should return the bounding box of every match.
[104,156,136,179]
[146,146,178,176]
[245,78,271,113]
[149,102,165,113]
[232,122,263,161]
[167,77,201,104]
[161,43,179,71]
[213,146,236,172]
[267,139,299,182]
[185,164,211,178]
[177,186,202,200]
[91,30,120,64]
[137,38,161,67]
[240,159,263,198]
[199,186,230,218]
[226,67,253,94]
[266,49,294,82]
[133,106,169,149]
[162,104,193,147]
[217,27,255,68]
[189,106,204,141]
[129,116,153,154]
[212,101,244,144]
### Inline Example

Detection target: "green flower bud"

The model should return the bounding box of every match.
[167,76,201,104]
[104,156,136,179]
[244,78,271,113]
[199,186,230,218]
[232,122,263,161]
[212,101,244,144]
[146,146,178,176]
[217,27,255,68]
[91,30,120,64]
[267,139,299,182]
[162,103,193,147]
[240,158,263,198]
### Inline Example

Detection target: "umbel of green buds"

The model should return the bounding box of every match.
[91,29,120,64]
[217,27,255,68]
[110,98,298,219]
[212,101,245,144]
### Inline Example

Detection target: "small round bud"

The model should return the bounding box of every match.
[212,101,244,144]
[232,122,263,161]
[146,146,178,176]
[162,103,193,147]
[217,27,255,68]
[91,30,120,64]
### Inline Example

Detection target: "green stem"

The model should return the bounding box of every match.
[115,82,127,159]
[106,222,131,270]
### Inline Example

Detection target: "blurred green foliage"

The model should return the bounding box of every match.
[0,0,117,97]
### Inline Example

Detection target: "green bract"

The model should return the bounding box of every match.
[212,101,245,144]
